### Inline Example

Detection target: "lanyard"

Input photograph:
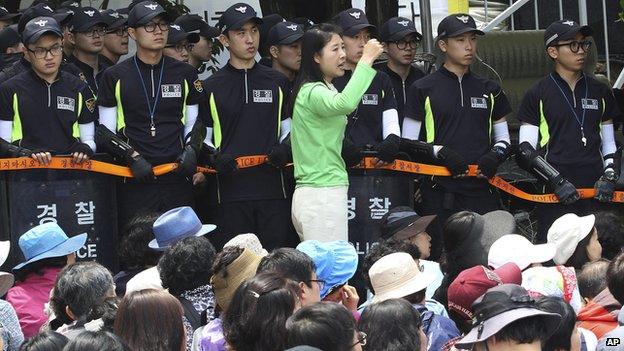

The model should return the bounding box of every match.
[134,56,165,137]
[549,73,588,146]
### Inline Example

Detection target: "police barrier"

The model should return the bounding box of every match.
[0,165,118,273]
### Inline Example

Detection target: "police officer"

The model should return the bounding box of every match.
[516,20,620,241]
[96,1,204,231]
[174,14,220,73]
[0,7,20,30]
[258,13,284,67]
[200,3,297,250]
[66,7,108,94]
[376,17,425,127]
[333,8,402,165]
[403,14,512,256]
[0,17,95,165]
[99,9,128,67]
[0,25,23,71]
[267,21,304,83]
[163,24,199,64]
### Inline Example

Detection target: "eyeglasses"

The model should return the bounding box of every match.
[306,279,326,291]
[350,331,367,347]
[106,26,128,36]
[552,40,592,53]
[27,44,63,59]
[393,40,419,50]
[143,21,170,33]
[165,43,194,53]
[81,27,106,38]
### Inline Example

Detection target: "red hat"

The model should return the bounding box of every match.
[447,262,522,321]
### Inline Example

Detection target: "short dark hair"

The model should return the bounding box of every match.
[257,248,316,288]
[158,236,216,296]
[50,262,114,324]
[118,213,160,271]
[577,259,610,300]
[19,331,68,351]
[223,272,300,351]
[85,296,121,333]
[536,296,575,351]
[565,229,594,270]
[492,315,551,344]
[14,256,67,282]
[63,331,130,351]
[440,211,479,277]
[607,251,624,304]
[359,298,422,351]
[594,211,624,260]
[286,302,357,351]
[361,240,421,293]
[114,289,185,351]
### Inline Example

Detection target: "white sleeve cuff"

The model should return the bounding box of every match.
[98,106,117,132]
[184,104,199,140]
[280,118,292,142]
[79,122,96,152]
[519,124,539,149]
[382,109,401,139]
[402,117,421,141]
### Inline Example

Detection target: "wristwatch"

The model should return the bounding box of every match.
[603,169,618,182]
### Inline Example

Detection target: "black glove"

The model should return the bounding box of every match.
[212,153,238,174]
[342,138,363,168]
[437,147,468,176]
[374,134,401,163]
[130,155,155,182]
[68,142,94,157]
[178,145,198,177]
[0,139,32,157]
[268,143,292,168]
[554,178,580,205]
[477,144,510,178]
[594,170,617,202]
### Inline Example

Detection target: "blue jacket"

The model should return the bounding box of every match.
[414,304,461,351]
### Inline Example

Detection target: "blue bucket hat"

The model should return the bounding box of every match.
[14,222,87,272]
[296,240,358,299]
[149,206,216,251]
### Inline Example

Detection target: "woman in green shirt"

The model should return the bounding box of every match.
[290,23,383,242]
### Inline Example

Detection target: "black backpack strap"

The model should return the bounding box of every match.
[177,296,202,330]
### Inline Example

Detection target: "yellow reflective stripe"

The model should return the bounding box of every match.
[72,92,82,138]
[11,93,22,142]
[382,90,385,99]
[277,87,283,141]
[115,80,125,131]
[182,80,189,124]
[602,98,606,116]
[539,100,550,147]
[424,96,435,143]
[488,93,495,140]
[209,93,222,148]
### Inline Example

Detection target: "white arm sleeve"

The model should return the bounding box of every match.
[79,122,96,152]
[0,120,12,142]
[280,117,291,142]
[601,122,617,169]
[519,124,539,149]
[402,117,421,140]
[203,127,215,148]
[98,106,117,132]
[184,104,199,139]
[382,109,401,139]
[492,120,511,147]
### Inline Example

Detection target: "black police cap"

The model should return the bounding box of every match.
[0,6,21,22]
[118,0,144,15]
[217,3,262,33]
[333,8,375,37]
[544,20,593,47]
[380,17,422,42]
[174,14,220,38]
[22,16,63,45]
[268,21,304,46]
[59,1,81,9]
[69,7,106,32]
[167,24,200,45]
[18,3,61,34]
[436,13,484,41]
[0,25,20,52]
[101,9,127,30]
[127,1,171,28]
[291,17,314,31]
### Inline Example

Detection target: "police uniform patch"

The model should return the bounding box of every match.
[57,96,75,112]
[161,84,182,98]
[581,98,599,110]
[253,90,273,103]
[194,79,204,93]
[361,94,379,105]
[470,97,488,109]
[85,98,96,113]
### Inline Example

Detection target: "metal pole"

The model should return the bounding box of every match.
[419,0,434,54]
[533,0,539,29]
[602,0,611,81]
[509,0,515,30]
[558,0,564,20]
[484,0,489,23]
[578,0,588,25]
[483,0,531,32]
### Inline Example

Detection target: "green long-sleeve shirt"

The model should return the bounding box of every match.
[292,62,377,187]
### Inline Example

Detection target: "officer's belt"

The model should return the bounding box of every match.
[0,156,622,204]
